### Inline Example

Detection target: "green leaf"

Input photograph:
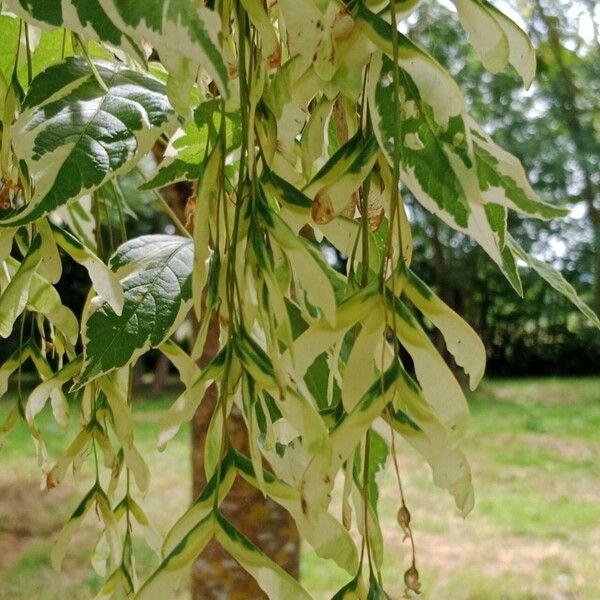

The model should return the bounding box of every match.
[2,57,177,227]
[0,15,21,85]
[508,236,600,330]
[77,235,193,386]
[364,430,389,509]
[304,352,341,411]
[139,121,207,191]
[0,234,42,337]
[366,575,391,599]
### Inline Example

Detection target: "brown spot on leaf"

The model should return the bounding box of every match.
[301,496,308,516]
[267,44,282,69]
[312,190,335,224]
[46,471,58,490]
[185,195,197,231]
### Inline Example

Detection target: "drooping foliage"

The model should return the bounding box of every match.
[0,1,598,598]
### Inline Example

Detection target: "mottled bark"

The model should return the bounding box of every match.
[151,352,170,395]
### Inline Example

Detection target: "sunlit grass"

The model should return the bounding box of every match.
[1,377,599,599]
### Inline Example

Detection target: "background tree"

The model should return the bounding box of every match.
[405,1,600,375]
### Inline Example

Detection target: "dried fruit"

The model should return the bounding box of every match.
[404,565,422,594]
[397,505,411,528]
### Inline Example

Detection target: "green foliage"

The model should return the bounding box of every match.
[0,1,598,599]
[78,235,194,385]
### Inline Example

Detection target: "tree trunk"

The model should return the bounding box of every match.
[189,273,300,600]
[151,352,171,395]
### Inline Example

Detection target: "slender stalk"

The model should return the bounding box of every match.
[23,22,33,86]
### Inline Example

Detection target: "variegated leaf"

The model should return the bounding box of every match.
[1,57,177,227]
[0,234,42,337]
[388,367,475,514]
[3,256,80,345]
[399,265,486,389]
[385,290,470,439]
[26,357,81,425]
[355,1,464,125]
[77,235,193,386]
[214,513,312,600]
[470,121,567,220]
[136,512,216,599]
[234,452,358,573]
[51,223,124,314]
[4,0,229,99]
[452,0,536,88]
[368,52,523,291]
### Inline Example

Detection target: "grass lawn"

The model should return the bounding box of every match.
[1,377,599,599]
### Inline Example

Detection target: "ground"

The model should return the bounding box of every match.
[0,377,599,599]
